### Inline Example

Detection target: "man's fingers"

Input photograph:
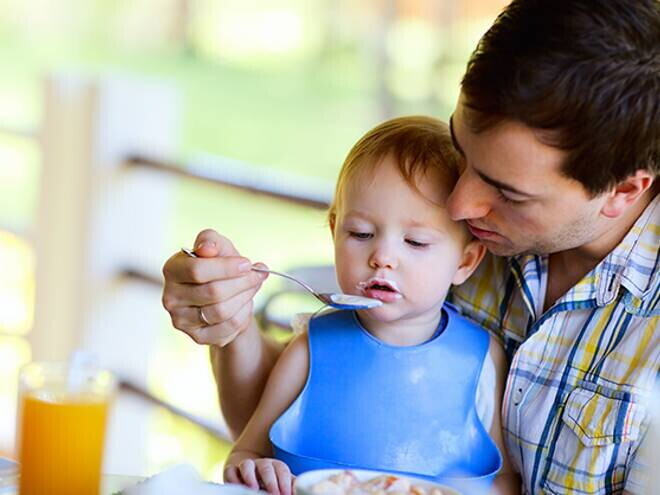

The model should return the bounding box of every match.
[166,271,266,307]
[190,301,255,347]
[214,303,254,346]
[163,251,253,285]
[171,255,259,285]
[165,272,263,347]
[167,279,260,328]
[198,284,260,326]
[193,229,240,258]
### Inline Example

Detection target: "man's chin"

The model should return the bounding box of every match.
[481,238,530,257]
[479,239,517,256]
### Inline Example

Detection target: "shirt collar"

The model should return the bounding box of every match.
[509,193,659,309]
[597,192,660,305]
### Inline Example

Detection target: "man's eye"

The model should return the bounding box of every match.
[405,239,429,248]
[349,231,372,240]
[497,190,524,205]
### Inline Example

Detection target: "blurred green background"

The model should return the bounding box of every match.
[0,0,507,481]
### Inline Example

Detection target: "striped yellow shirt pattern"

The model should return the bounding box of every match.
[448,194,659,494]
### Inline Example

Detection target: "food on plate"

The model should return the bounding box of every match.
[309,471,445,495]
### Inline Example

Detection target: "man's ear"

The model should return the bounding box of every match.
[601,170,654,219]
[452,240,486,285]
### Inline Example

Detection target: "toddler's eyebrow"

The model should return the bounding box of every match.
[406,219,445,230]
[343,210,373,221]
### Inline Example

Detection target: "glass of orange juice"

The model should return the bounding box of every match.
[16,361,117,495]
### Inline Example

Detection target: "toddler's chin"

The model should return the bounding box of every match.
[357,305,399,323]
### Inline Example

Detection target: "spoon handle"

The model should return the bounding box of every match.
[251,266,319,297]
[182,248,324,303]
[181,247,198,258]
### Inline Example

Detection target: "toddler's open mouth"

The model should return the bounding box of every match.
[356,277,402,303]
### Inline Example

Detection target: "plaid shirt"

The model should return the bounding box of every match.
[448,194,659,494]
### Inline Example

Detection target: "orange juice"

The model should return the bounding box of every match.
[16,362,116,495]
[18,391,109,495]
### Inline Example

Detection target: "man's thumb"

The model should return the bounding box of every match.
[193,229,239,258]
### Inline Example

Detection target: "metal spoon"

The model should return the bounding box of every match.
[181,248,382,310]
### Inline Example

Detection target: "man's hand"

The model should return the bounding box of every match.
[161,229,268,347]
[224,458,294,495]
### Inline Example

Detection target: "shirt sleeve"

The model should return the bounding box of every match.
[624,382,660,493]
[625,446,650,494]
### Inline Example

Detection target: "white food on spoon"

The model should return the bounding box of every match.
[329,293,383,308]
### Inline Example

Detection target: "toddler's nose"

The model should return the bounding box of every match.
[368,248,397,270]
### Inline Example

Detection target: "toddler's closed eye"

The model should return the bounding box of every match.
[405,239,429,248]
[349,231,373,240]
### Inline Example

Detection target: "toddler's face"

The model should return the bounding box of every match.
[332,155,471,329]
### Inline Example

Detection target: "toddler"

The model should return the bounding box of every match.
[224,117,514,494]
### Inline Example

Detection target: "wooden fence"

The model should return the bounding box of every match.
[0,74,333,451]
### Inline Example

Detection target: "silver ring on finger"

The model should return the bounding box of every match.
[198,306,211,327]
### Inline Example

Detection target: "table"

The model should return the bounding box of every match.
[103,474,147,493]
[0,474,145,495]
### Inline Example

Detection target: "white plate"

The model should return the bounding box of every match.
[295,469,461,495]
[120,465,268,495]
[0,458,17,493]
[214,484,270,495]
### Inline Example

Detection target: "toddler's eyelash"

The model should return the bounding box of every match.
[405,239,429,248]
[348,231,429,248]
[349,231,372,239]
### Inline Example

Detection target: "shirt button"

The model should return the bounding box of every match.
[513,387,524,406]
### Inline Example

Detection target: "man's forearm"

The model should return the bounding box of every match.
[210,319,286,439]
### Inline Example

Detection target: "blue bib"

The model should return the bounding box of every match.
[270,304,502,493]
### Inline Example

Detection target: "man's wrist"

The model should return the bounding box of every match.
[209,316,260,352]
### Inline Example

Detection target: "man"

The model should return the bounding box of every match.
[161,1,659,493]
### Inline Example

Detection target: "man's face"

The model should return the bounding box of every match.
[447,97,608,257]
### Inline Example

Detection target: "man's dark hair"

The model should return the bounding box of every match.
[461,0,659,195]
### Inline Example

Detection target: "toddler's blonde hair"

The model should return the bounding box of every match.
[329,116,462,222]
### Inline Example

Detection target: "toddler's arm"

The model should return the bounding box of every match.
[224,332,310,495]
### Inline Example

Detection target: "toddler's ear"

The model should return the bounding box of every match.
[328,212,336,236]
[452,240,486,285]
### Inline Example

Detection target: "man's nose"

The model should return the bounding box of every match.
[447,169,491,221]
